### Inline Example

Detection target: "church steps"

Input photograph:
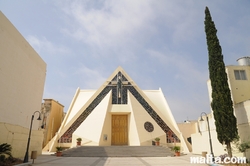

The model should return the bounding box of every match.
[61,146,174,157]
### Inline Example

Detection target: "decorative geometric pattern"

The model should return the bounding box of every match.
[59,86,112,143]
[59,71,180,143]
[144,121,154,132]
[127,86,180,143]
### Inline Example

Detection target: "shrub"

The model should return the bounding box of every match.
[238,142,250,153]
[173,146,180,152]
[77,138,82,142]
[155,137,160,142]
[56,146,63,152]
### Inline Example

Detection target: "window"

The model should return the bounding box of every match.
[234,70,247,80]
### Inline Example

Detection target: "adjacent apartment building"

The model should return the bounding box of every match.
[191,57,250,158]
[40,99,65,149]
[0,11,46,158]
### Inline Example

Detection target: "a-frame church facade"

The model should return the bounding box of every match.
[43,67,189,153]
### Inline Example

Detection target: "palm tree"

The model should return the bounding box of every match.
[0,143,12,158]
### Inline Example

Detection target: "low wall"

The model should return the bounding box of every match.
[191,130,225,156]
[0,122,43,159]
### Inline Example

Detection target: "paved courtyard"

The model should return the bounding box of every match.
[16,153,208,166]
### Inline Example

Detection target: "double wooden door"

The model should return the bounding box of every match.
[111,115,128,145]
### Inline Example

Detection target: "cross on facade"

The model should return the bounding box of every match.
[111,73,129,104]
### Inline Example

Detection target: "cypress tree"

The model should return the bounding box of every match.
[204,6,238,158]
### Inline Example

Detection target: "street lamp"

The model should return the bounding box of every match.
[200,112,214,162]
[23,111,41,163]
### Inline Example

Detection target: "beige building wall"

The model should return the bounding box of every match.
[178,121,198,140]
[235,100,250,159]
[226,65,250,104]
[41,99,64,148]
[178,121,198,152]
[207,65,250,105]
[235,100,250,141]
[0,11,46,158]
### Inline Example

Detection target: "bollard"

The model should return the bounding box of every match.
[31,151,37,164]
[202,151,207,157]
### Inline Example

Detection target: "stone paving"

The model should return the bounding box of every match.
[15,146,209,166]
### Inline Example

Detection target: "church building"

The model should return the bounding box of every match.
[44,67,189,153]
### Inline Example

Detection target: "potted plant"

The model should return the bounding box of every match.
[56,146,63,157]
[173,146,181,156]
[76,138,82,146]
[155,137,160,146]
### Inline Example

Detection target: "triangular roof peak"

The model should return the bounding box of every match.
[104,66,136,87]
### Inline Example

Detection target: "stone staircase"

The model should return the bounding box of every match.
[61,146,173,157]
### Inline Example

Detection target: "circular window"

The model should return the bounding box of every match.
[144,121,154,132]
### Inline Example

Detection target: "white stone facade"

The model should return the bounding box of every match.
[44,67,189,153]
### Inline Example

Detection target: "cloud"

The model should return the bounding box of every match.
[57,0,206,64]
[60,0,155,43]
[59,0,154,54]
[73,64,107,88]
[26,35,70,56]
[147,49,208,84]
[149,1,204,43]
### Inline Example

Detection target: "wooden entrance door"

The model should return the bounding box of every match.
[112,115,128,145]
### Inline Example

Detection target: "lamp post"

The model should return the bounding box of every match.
[200,112,214,162]
[23,111,41,163]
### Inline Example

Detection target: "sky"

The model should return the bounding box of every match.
[1,0,250,123]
